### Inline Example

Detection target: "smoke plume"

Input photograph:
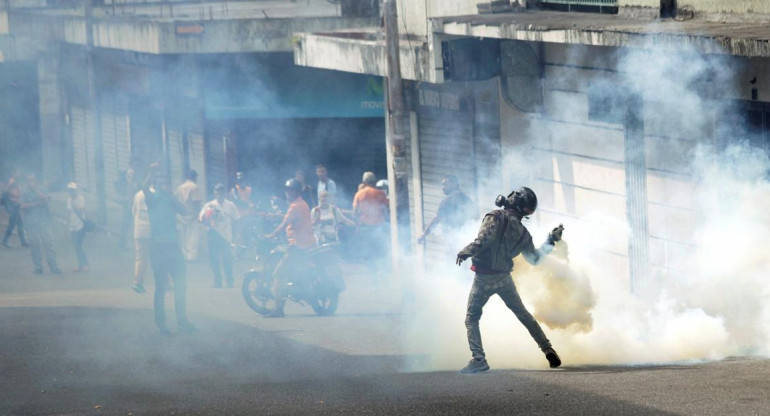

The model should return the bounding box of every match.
[404,41,770,371]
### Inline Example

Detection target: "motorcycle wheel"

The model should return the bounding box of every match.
[242,270,273,315]
[310,292,339,316]
[309,272,340,316]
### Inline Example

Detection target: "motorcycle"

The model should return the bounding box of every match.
[241,236,345,316]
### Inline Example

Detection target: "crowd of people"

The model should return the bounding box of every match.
[1,162,392,328]
[2,162,567,370]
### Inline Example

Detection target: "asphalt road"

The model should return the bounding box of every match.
[1,214,769,416]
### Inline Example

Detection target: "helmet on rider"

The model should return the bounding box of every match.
[495,187,537,217]
[284,178,302,195]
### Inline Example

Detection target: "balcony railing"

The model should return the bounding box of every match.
[538,0,618,13]
[540,0,618,5]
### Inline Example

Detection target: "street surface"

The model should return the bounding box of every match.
[1,208,769,416]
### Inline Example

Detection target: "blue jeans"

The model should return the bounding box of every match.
[207,230,233,287]
[71,228,89,268]
[26,220,58,272]
[150,241,188,329]
[465,272,552,360]
[2,206,27,245]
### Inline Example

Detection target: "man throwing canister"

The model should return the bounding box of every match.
[456,186,564,373]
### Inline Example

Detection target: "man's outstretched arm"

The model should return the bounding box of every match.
[521,224,564,265]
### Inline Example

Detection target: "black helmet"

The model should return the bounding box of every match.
[284,178,302,193]
[496,187,537,216]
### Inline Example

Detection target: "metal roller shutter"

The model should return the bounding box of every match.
[166,120,185,186]
[417,109,474,264]
[98,93,131,227]
[101,94,118,205]
[206,129,227,198]
[71,106,89,189]
[114,96,131,188]
[70,106,98,194]
[187,125,206,199]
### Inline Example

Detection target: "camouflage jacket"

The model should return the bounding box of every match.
[458,209,554,273]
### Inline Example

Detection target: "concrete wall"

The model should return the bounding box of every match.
[294,32,438,82]
[401,0,478,38]
[500,42,770,289]
[501,43,634,287]
[619,0,659,7]
[9,10,377,54]
[693,0,770,15]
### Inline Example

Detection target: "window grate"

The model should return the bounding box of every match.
[540,0,618,5]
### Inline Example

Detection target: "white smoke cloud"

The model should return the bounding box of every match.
[403,41,770,371]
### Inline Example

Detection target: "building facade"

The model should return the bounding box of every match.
[294,0,770,293]
[1,0,383,228]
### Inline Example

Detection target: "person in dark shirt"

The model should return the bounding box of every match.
[2,170,28,248]
[456,187,564,373]
[294,169,316,209]
[142,163,197,334]
[417,174,475,244]
[20,174,60,275]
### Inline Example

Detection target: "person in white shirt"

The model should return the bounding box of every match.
[132,189,151,293]
[175,170,203,261]
[315,164,337,205]
[311,190,355,244]
[67,182,89,272]
[199,183,240,288]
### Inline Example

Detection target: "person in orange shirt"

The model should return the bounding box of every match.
[352,171,389,280]
[264,178,316,317]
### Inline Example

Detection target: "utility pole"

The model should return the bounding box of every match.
[85,0,107,223]
[383,0,409,276]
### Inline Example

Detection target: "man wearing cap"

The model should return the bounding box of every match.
[199,184,240,288]
[264,178,316,317]
[67,182,90,272]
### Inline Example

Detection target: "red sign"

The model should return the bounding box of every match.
[176,23,205,36]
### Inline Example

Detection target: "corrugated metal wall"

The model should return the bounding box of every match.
[205,127,228,198]
[166,102,207,196]
[417,109,475,263]
[409,80,500,267]
[70,106,98,194]
[100,93,130,209]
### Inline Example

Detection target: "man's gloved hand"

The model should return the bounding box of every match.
[547,224,564,245]
[456,253,471,266]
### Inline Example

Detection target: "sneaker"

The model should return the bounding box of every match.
[460,358,490,374]
[72,266,90,272]
[157,325,172,335]
[21,243,29,247]
[51,269,62,275]
[544,347,561,368]
[264,309,285,318]
[33,269,43,275]
[132,283,146,294]
[1,242,10,248]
